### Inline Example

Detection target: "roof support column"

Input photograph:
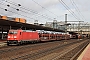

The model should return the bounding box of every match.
[10,26,11,29]
[1,27,4,39]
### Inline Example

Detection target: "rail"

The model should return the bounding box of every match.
[70,40,90,60]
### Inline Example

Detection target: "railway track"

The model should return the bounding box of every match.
[0,40,73,60]
[0,39,89,60]
[52,40,89,60]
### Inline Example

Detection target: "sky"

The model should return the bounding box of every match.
[0,0,90,24]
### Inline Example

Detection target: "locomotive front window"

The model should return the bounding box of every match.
[9,31,17,34]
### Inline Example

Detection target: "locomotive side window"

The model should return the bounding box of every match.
[20,32,21,35]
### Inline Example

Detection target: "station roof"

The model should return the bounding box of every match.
[0,19,65,32]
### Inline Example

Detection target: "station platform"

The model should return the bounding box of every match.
[77,43,90,60]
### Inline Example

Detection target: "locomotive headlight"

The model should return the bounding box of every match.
[8,36,10,38]
[14,36,17,38]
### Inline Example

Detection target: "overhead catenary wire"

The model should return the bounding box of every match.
[31,0,59,18]
[70,0,81,18]
[2,0,54,20]
[0,1,44,20]
[58,0,82,21]
[0,2,36,20]
[70,0,86,21]
[0,5,35,20]
[3,1,50,19]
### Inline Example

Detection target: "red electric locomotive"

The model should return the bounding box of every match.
[7,29,40,45]
[7,29,70,45]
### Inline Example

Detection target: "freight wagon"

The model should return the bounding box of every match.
[7,29,70,45]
